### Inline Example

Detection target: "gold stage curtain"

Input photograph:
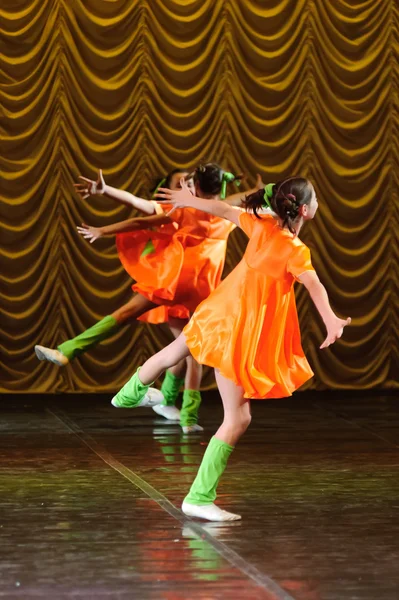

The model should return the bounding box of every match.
[1,0,398,393]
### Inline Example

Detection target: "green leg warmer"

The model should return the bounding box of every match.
[184,436,234,505]
[180,389,201,427]
[112,368,150,408]
[160,370,185,407]
[58,315,118,360]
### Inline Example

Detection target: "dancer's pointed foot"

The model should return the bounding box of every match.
[111,387,164,408]
[35,345,69,367]
[182,501,241,522]
[182,424,204,434]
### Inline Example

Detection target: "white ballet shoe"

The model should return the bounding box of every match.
[182,501,241,522]
[35,345,69,367]
[182,424,204,434]
[152,404,181,421]
[111,387,164,408]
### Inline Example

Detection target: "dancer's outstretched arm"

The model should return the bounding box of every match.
[299,271,351,349]
[77,213,172,243]
[224,174,264,206]
[156,179,242,227]
[74,169,158,215]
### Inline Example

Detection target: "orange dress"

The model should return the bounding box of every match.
[116,203,236,324]
[183,211,315,399]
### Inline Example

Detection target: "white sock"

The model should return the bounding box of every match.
[181,501,241,522]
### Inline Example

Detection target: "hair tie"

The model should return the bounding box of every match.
[263,183,275,210]
[220,171,236,199]
[151,177,167,199]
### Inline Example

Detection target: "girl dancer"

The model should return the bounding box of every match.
[111,176,351,520]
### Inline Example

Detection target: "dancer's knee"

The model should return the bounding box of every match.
[240,411,252,432]
[222,412,251,439]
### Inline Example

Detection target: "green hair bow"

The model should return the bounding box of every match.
[263,183,275,210]
[220,171,240,200]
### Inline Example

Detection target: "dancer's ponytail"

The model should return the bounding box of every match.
[245,177,314,234]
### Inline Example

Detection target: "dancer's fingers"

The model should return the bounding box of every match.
[155,188,171,198]
[320,337,331,350]
[78,176,92,184]
[255,173,264,188]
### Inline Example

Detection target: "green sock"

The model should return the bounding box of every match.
[180,389,201,427]
[184,436,234,505]
[58,315,118,360]
[112,368,150,408]
[160,370,185,406]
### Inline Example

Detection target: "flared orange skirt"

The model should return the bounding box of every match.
[116,229,190,324]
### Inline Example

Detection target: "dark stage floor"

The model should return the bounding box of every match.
[0,391,398,600]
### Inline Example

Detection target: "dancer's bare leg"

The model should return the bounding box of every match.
[181,369,250,521]
[112,334,191,409]
[140,333,191,383]
[111,293,157,324]
[167,319,189,379]
[153,319,187,420]
[155,318,204,430]
[213,370,251,446]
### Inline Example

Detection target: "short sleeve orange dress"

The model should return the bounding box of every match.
[116,203,236,324]
[182,211,315,399]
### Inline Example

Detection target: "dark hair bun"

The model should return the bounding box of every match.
[194,163,224,195]
[244,177,313,233]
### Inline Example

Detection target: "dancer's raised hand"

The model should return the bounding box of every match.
[155,177,194,215]
[76,223,104,243]
[74,169,106,200]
